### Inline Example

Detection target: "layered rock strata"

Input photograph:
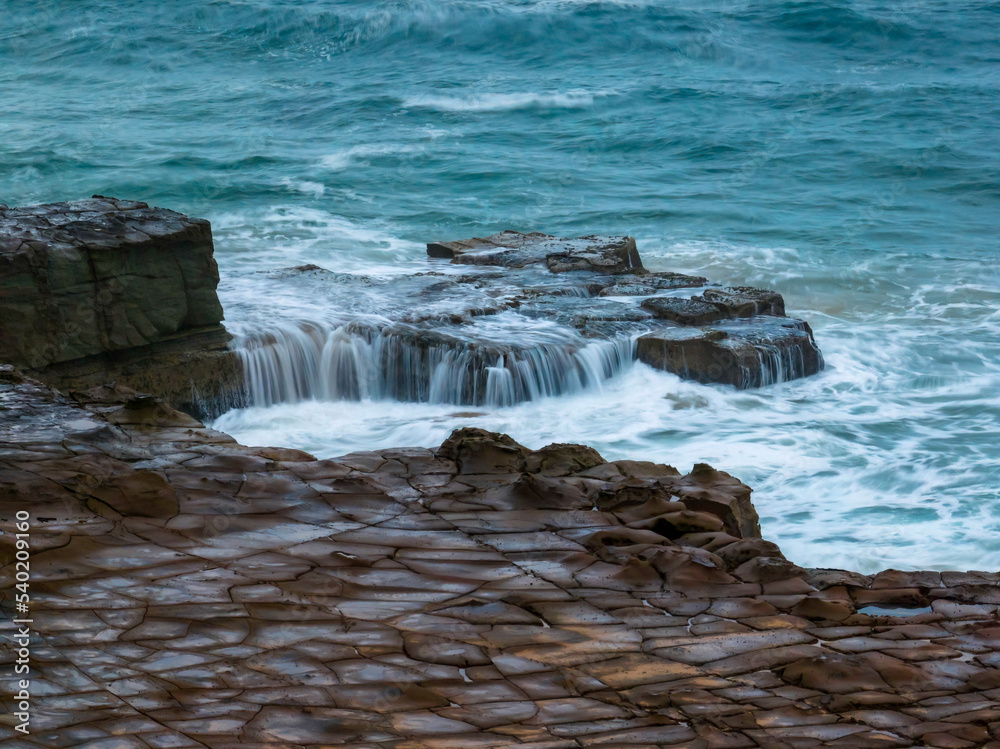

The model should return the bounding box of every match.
[0,198,241,418]
[3,371,1000,748]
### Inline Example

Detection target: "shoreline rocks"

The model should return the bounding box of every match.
[0,200,826,420]
[3,372,1000,748]
[425,231,824,392]
[428,230,645,274]
[0,197,242,417]
[0,197,224,367]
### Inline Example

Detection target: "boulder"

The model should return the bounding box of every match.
[0,197,242,418]
[636,318,823,389]
[0,197,223,368]
[436,427,528,474]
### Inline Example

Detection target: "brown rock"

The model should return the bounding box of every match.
[734,556,807,584]
[716,539,786,570]
[791,596,856,623]
[436,428,529,474]
[782,654,892,694]
[89,469,179,518]
[628,509,726,538]
[525,442,606,476]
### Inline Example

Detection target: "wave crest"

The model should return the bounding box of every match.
[404,90,604,112]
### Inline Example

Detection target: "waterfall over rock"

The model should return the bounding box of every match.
[222,231,825,411]
[236,320,636,407]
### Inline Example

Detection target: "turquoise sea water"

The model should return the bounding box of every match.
[3,1,999,571]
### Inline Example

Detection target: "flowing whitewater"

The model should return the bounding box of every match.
[236,319,636,407]
[3,1,999,572]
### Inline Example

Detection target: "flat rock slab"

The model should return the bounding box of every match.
[2,372,1000,748]
[427,230,644,274]
[420,231,824,391]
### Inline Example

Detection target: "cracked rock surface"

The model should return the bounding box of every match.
[3,368,1000,748]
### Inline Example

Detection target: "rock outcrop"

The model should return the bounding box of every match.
[228,231,826,410]
[3,371,1000,748]
[0,201,826,421]
[423,230,824,391]
[428,230,645,274]
[0,198,242,418]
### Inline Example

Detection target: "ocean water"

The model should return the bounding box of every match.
[3,1,999,572]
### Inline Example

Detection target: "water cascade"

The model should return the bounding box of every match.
[236,320,636,407]
[741,341,822,388]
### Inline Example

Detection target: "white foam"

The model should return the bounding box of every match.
[320,143,422,171]
[211,206,424,275]
[278,178,326,197]
[404,90,604,113]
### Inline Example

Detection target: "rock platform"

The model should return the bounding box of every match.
[1,200,826,420]
[423,232,824,390]
[4,371,1000,748]
[231,231,826,410]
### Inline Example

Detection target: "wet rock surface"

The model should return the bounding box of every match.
[418,232,822,391]
[0,198,240,418]
[427,231,644,274]
[0,200,826,419]
[229,231,825,409]
[4,372,1000,748]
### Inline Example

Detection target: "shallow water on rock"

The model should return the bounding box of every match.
[4,1,999,571]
